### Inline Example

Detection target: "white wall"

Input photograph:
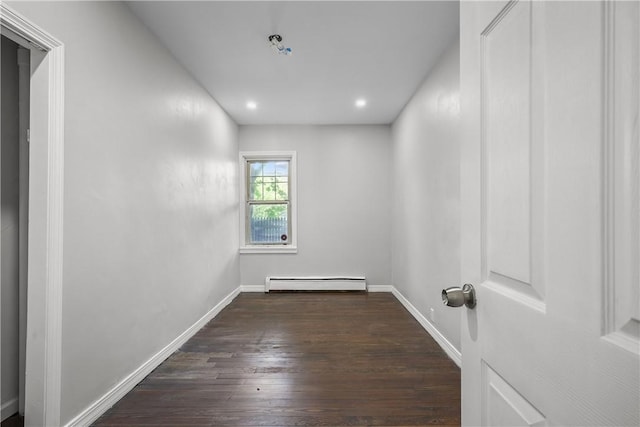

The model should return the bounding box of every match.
[6,2,240,424]
[1,35,20,420]
[391,41,461,352]
[239,125,391,288]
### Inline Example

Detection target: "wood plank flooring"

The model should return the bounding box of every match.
[0,414,24,427]
[94,292,460,426]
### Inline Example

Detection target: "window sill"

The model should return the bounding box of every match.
[239,246,298,254]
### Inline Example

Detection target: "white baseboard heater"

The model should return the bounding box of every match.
[265,276,366,292]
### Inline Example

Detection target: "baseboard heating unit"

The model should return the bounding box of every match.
[265,276,366,292]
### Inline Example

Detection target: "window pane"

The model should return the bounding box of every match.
[249,160,289,177]
[249,162,263,177]
[249,177,263,200]
[275,161,289,176]
[263,188,275,200]
[263,177,276,200]
[249,204,289,244]
[276,182,288,200]
[262,161,276,176]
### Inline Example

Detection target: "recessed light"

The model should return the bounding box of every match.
[246,101,258,110]
[355,99,367,108]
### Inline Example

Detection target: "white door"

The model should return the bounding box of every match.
[460,1,639,426]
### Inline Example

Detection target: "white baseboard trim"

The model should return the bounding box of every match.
[239,284,266,293]
[65,287,241,427]
[390,286,462,367]
[1,397,18,422]
[367,285,394,292]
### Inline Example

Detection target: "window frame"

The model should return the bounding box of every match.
[239,151,297,254]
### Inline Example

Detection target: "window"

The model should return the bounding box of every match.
[239,151,297,253]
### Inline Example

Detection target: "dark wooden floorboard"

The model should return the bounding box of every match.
[94,292,460,426]
[0,414,23,427]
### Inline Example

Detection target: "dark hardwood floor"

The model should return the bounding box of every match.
[0,414,23,427]
[94,292,461,426]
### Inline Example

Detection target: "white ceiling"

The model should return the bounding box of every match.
[127,1,459,125]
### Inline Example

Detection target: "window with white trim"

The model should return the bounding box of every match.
[239,151,297,253]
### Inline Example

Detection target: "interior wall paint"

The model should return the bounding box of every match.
[6,2,240,424]
[239,125,391,288]
[391,40,461,352]
[1,35,20,420]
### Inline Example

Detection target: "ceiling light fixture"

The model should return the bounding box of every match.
[268,34,292,56]
[246,101,257,110]
[355,99,367,108]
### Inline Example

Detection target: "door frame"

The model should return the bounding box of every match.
[0,5,64,426]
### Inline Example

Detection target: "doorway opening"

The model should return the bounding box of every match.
[1,32,29,426]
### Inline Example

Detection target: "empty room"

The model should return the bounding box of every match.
[1,1,638,426]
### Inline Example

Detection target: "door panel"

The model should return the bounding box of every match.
[483,0,546,305]
[482,362,546,427]
[461,1,640,425]
[485,0,532,287]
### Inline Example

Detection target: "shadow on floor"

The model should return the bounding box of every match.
[1,414,24,427]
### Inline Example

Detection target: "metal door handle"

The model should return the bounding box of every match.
[442,284,476,309]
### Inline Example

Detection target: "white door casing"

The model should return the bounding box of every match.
[461,1,639,426]
[1,5,64,427]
